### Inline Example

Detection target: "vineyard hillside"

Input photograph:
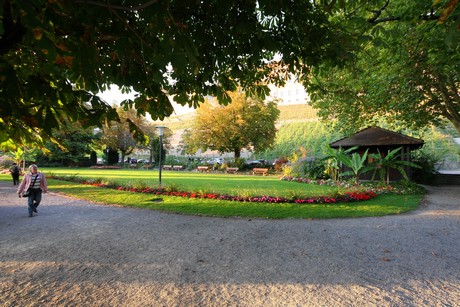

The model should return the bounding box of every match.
[157,104,318,131]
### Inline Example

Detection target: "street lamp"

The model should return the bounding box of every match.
[156,126,166,186]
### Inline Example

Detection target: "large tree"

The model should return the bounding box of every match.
[185,91,280,158]
[100,107,148,163]
[34,124,98,166]
[0,0,348,144]
[306,0,460,134]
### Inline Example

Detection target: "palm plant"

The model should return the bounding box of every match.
[337,149,374,184]
[369,147,421,184]
[322,145,358,181]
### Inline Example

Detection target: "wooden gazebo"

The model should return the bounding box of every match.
[329,126,424,181]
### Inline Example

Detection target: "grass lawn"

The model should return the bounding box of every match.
[43,167,339,198]
[1,168,425,219]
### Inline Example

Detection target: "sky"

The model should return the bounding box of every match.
[98,86,195,116]
[98,80,309,117]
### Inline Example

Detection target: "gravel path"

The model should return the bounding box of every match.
[0,181,459,306]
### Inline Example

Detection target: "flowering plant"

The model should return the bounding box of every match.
[280,176,424,195]
[50,174,377,205]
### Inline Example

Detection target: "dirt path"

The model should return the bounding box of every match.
[0,181,459,306]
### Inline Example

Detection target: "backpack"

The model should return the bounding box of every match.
[12,166,20,174]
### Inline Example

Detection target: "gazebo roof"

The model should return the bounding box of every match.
[329,126,424,149]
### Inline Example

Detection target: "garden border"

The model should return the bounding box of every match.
[50,175,377,205]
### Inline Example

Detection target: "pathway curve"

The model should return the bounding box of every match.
[0,181,459,306]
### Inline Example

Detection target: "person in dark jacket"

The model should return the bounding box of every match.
[9,163,21,185]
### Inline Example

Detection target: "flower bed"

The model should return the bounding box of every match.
[281,176,425,195]
[114,185,376,204]
[50,175,377,205]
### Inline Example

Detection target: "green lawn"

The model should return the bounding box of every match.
[44,167,338,198]
[1,168,425,219]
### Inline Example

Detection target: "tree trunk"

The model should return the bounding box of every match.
[234,149,241,159]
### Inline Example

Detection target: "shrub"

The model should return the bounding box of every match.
[0,156,14,169]
[133,180,150,190]
[290,158,329,179]
[165,183,180,193]
[411,151,439,184]
[232,158,247,170]
[273,157,289,173]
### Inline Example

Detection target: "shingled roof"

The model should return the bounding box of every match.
[329,126,424,149]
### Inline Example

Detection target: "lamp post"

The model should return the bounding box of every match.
[156,126,166,186]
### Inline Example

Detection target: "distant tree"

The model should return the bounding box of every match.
[35,125,98,166]
[101,107,148,163]
[186,91,280,158]
[137,124,171,165]
[180,129,199,156]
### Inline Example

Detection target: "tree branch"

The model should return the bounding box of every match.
[367,0,440,24]
[75,0,160,12]
[367,0,390,24]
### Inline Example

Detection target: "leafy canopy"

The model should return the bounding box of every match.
[0,0,348,144]
[306,0,460,134]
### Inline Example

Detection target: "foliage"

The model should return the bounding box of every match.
[283,146,324,178]
[0,156,14,169]
[9,146,25,164]
[276,104,318,122]
[282,152,302,177]
[39,167,339,198]
[227,158,247,170]
[258,121,343,161]
[273,157,289,173]
[100,107,149,163]
[298,159,329,180]
[31,177,422,219]
[142,125,172,165]
[410,151,440,184]
[1,0,351,144]
[34,124,98,167]
[281,176,426,195]
[185,91,280,158]
[215,114,457,166]
[321,145,358,181]
[307,0,460,134]
[369,147,421,184]
[337,149,374,184]
[49,173,378,204]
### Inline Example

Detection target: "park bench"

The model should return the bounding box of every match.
[197,166,209,173]
[173,165,183,171]
[252,168,269,176]
[162,165,173,170]
[142,164,153,169]
[226,167,239,174]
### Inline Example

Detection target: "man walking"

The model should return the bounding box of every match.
[9,163,21,185]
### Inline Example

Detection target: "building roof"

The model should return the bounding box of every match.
[329,126,424,149]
